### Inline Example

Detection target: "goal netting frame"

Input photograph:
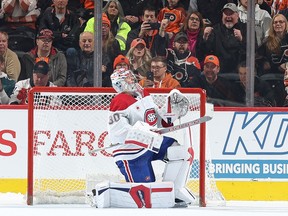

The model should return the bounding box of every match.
[27,87,224,207]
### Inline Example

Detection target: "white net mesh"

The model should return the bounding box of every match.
[28,88,224,206]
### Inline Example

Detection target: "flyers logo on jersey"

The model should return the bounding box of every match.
[145,109,157,126]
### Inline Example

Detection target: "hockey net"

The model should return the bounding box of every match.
[27,87,224,206]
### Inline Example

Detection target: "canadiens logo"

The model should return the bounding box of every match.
[145,108,157,126]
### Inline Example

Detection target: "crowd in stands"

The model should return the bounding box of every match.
[0,0,287,107]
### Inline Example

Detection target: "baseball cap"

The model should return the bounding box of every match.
[174,32,188,42]
[113,54,130,69]
[222,3,238,13]
[204,55,220,67]
[37,29,54,39]
[33,61,50,75]
[131,38,146,48]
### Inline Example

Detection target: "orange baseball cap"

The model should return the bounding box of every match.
[204,55,220,67]
[131,38,146,48]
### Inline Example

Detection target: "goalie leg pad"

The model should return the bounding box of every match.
[94,181,175,208]
[163,145,195,204]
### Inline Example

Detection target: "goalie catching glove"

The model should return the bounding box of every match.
[158,89,189,124]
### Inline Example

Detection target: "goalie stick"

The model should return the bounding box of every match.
[152,115,212,135]
[89,115,212,154]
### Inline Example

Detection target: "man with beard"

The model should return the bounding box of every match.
[158,31,201,87]
[203,3,248,74]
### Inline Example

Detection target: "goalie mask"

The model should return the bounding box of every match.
[111,69,142,94]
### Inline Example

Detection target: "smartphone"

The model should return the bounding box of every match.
[149,22,160,30]
[146,71,154,81]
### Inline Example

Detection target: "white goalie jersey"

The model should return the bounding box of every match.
[108,89,167,161]
[107,88,190,161]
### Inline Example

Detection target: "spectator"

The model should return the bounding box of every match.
[203,3,248,74]
[0,0,40,31]
[126,5,169,57]
[66,29,121,87]
[234,61,276,107]
[102,0,131,52]
[85,2,131,52]
[158,0,186,40]
[157,31,201,87]
[238,0,272,46]
[180,11,206,65]
[139,55,180,88]
[20,29,67,86]
[188,55,237,106]
[0,1,38,52]
[188,0,232,26]
[256,14,288,106]
[126,38,152,80]
[36,0,93,27]
[38,0,81,51]
[66,31,94,87]
[113,54,130,70]
[9,61,56,105]
[118,0,163,30]
[0,55,15,104]
[0,31,21,81]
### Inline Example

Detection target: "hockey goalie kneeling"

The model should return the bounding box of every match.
[91,69,196,208]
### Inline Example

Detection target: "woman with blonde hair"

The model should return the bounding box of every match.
[256,13,288,106]
[126,38,152,81]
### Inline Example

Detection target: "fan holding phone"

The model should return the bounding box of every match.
[139,56,180,89]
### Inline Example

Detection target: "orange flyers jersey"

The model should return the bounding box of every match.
[158,7,186,34]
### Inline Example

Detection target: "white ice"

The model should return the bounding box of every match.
[1,193,288,216]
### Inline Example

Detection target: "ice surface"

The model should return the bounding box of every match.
[0,193,288,216]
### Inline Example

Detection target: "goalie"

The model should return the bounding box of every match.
[94,69,195,208]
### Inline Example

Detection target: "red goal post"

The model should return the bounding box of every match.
[27,87,224,207]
